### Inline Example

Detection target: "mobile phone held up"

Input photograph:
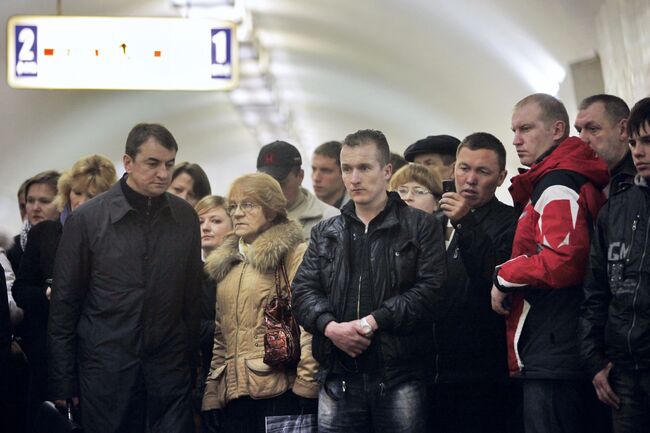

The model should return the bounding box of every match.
[442,179,456,193]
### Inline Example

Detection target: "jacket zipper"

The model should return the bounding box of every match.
[354,224,369,372]
[357,223,369,320]
[234,261,247,389]
[627,214,640,265]
[627,213,648,369]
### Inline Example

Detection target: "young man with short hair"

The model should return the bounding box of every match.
[311,140,349,209]
[257,140,339,241]
[580,97,650,432]
[292,129,446,433]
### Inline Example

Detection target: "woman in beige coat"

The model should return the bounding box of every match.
[202,173,319,433]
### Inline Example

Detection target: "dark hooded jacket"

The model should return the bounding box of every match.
[494,137,608,379]
[580,175,650,378]
[292,192,446,388]
[48,180,202,433]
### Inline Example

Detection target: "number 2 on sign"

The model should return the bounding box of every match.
[18,27,35,61]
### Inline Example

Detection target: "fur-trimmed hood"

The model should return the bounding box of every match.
[205,220,304,283]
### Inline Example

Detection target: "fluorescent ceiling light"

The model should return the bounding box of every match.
[171,0,234,6]
[230,87,275,105]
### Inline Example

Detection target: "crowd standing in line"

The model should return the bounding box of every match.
[0,92,649,433]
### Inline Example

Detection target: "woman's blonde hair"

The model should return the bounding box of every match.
[227,173,288,224]
[195,195,227,215]
[389,163,443,198]
[56,155,117,211]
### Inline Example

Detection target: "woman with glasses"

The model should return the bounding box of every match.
[389,163,443,214]
[201,173,318,433]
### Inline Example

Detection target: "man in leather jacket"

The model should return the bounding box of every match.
[580,97,650,432]
[292,129,446,433]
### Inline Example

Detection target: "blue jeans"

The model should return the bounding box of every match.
[609,367,650,433]
[522,379,609,433]
[318,374,426,433]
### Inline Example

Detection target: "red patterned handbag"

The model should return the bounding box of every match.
[263,262,301,368]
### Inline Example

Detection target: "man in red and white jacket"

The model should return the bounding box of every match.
[491,94,609,433]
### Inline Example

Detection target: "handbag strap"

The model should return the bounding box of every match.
[274,260,291,299]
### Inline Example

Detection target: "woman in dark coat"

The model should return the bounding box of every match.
[12,155,116,425]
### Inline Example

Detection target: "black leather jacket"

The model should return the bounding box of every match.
[292,192,447,387]
[580,178,650,378]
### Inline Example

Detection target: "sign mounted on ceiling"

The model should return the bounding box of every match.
[7,16,238,90]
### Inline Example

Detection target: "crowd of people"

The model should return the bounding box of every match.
[0,91,649,433]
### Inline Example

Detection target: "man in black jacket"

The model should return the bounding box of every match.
[48,123,202,433]
[292,129,446,433]
[580,97,650,432]
[434,133,515,433]
[575,94,635,197]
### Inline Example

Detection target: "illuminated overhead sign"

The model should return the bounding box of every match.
[7,16,238,90]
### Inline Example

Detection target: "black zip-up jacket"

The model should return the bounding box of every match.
[580,178,650,379]
[434,197,516,384]
[292,192,447,387]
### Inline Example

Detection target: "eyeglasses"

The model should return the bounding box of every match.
[226,202,260,215]
[396,186,431,197]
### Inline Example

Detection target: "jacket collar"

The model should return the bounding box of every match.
[471,196,501,224]
[340,191,404,232]
[611,151,636,181]
[107,181,178,224]
[509,137,609,208]
[204,220,304,282]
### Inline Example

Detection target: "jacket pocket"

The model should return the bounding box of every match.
[391,239,420,290]
[245,357,290,400]
[202,365,227,410]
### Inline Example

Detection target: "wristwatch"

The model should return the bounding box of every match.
[359,317,374,338]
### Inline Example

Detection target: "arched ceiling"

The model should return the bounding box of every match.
[0,0,604,234]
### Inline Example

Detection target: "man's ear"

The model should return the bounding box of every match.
[384,163,393,181]
[123,154,133,174]
[497,169,508,187]
[618,118,629,141]
[551,120,566,142]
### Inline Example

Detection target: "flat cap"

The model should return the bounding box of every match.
[403,135,460,162]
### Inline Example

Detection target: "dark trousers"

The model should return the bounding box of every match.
[609,367,650,433]
[431,382,507,433]
[79,360,194,433]
[318,374,426,433]
[222,391,309,433]
[522,379,610,433]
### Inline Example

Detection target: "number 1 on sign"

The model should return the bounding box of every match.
[212,31,227,64]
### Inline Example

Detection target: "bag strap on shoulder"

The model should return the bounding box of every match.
[274,260,291,298]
